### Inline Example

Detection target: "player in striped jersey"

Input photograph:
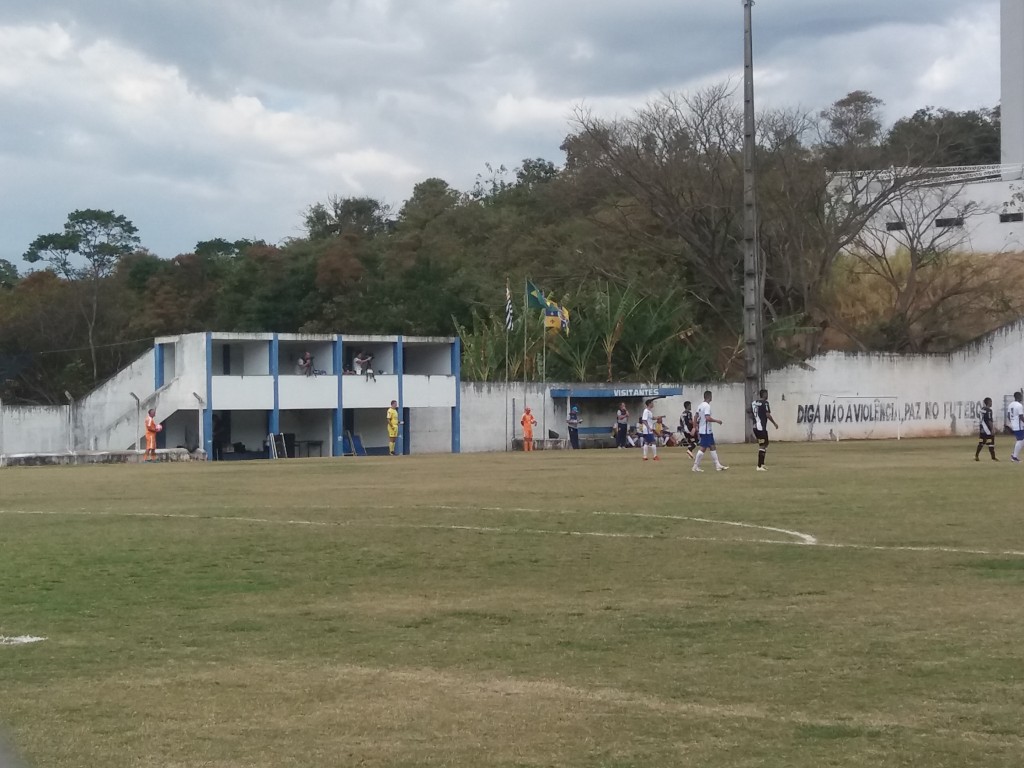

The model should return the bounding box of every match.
[974,397,997,461]
[750,389,779,471]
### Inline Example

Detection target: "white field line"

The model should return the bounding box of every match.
[2,508,1024,557]
[0,635,46,645]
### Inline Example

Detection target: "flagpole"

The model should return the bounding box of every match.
[542,326,547,441]
[523,277,529,412]
[505,277,511,452]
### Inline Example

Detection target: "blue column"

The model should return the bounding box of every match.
[333,335,343,456]
[203,333,213,456]
[395,336,405,454]
[154,344,165,390]
[269,335,280,434]
[451,336,461,454]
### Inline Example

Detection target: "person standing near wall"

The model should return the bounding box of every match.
[751,388,779,471]
[692,390,728,472]
[567,405,582,449]
[975,397,998,461]
[143,408,160,463]
[387,400,403,456]
[1008,392,1024,463]
[615,402,629,449]
[520,406,537,451]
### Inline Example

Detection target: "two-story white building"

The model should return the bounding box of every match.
[49,332,461,459]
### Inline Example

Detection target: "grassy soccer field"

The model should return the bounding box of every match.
[1,439,1023,767]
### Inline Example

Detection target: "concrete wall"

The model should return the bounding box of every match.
[404,344,452,375]
[0,405,70,454]
[74,350,156,451]
[10,323,1024,458]
[861,177,1024,257]
[408,406,453,453]
[765,322,1024,442]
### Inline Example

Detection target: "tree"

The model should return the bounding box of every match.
[569,85,747,322]
[818,90,886,169]
[304,196,393,240]
[23,209,141,382]
[0,258,17,288]
[886,106,1001,167]
[831,183,1016,351]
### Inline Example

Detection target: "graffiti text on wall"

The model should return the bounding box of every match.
[796,399,983,424]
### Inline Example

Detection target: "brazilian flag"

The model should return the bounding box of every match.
[526,280,549,310]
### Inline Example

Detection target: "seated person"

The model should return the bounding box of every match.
[354,350,375,379]
[296,351,312,376]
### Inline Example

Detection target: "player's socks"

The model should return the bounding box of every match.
[758,448,766,468]
[1015,440,1024,460]
[693,449,704,469]
[990,447,998,460]
[975,443,983,460]
[642,443,648,460]
[710,449,722,469]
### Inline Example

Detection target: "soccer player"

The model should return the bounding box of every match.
[641,399,659,461]
[143,408,159,463]
[692,390,728,472]
[386,400,403,456]
[1008,392,1024,463]
[678,401,697,459]
[975,397,998,461]
[751,388,779,471]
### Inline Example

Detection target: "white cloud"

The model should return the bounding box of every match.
[0,0,1004,260]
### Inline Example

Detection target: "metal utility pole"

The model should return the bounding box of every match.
[742,0,763,441]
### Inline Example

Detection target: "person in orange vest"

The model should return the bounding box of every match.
[144,408,161,463]
[521,406,537,451]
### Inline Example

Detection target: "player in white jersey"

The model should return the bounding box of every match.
[692,390,728,472]
[641,399,659,461]
[1008,391,1024,462]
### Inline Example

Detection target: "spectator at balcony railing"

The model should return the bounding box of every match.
[354,350,375,380]
[296,351,313,376]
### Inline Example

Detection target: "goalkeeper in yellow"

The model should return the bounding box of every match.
[387,399,403,456]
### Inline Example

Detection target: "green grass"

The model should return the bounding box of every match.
[1,439,1023,767]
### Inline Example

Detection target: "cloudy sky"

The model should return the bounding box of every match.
[0,0,1001,263]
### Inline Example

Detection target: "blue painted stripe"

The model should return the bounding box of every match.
[269,335,280,434]
[333,335,343,456]
[451,336,461,454]
[154,344,165,390]
[395,336,405,454]
[204,333,213,456]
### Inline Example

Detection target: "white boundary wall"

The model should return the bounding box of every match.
[6,320,1024,455]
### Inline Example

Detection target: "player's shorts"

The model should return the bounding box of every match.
[978,431,995,444]
[643,433,656,445]
[753,429,769,446]
[1014,429,1024,441]
[699,433,715,449]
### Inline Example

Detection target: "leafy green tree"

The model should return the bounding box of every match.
[0,258,18,288]
[304,196,393,239]
[886,106,1000,167]
[23,209,141,382]
[818,90,886,169]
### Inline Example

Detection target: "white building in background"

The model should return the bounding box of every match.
[1002,0,1024,168]
[844,1,1024,256]
[0,332,461,459]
